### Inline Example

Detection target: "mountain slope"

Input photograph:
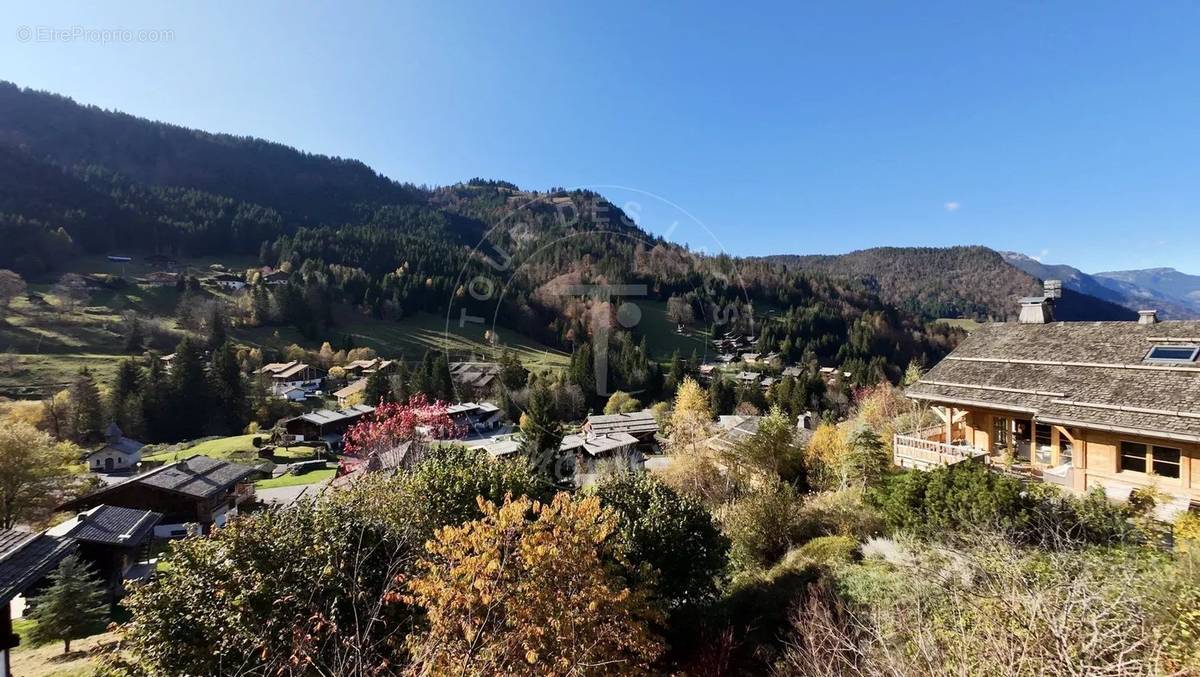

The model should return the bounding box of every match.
[1003,252,1199,319]
[763,247,1137,322]
[0,81,963,391]
[1095,268,1200,315]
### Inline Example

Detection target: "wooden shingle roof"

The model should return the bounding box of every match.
[908,321,1200,443]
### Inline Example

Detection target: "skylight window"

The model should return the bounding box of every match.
[1144,345,1200,364]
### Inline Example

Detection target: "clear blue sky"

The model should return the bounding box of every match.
[4,1,1200,273]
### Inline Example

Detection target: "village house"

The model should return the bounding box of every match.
[896,286,1200,519]
[45,505,161,606]
[283,404,375,448]
[734,371,761,386]
[211,272,247,291]
[343,358,395,379]
[257,360,324,397]
[85,423,144,473]
[334,377,368,407]
[59,455,259,538]
[0,530,75,674]
[449,361,502,395]
[582,410,661,454]
[261,269,289,286]
[561,432,644,487]
[445,402,504,436]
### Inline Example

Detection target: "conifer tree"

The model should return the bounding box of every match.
[210,342,246,434]
[519,380,564,483]
[364,368,392,405]
[27,554,108,654]
[68,367,103,441]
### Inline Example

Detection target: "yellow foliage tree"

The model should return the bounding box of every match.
[405,493,664,675]
[806,422,850,491]
[668,377,711,454]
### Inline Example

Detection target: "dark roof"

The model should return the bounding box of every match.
[0,530,75,604]
[46,505,162,546]
[136,456,258,498]
[908,321,1200,443]
[62,455,259,510]
[585,410,660,436]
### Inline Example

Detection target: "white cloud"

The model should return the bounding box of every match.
[1030,249,1050,262]
[943,201,960,212]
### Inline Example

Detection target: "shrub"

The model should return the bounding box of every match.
[869,462,1032,537]
[593,472,729,612]
[796,489,885,542]
[794,536,860,566]
[720,479,807,571]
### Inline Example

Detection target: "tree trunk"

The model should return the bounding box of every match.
[64,638,71,654]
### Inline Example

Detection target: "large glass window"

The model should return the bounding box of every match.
[1059,434,1073,465]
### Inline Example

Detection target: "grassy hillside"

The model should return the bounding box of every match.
[233,308,569,370]
[0,257,568,399]
[631,300,712,360]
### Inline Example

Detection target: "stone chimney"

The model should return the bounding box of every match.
[1019,296,1055,324]
[1043,279,1063,299]
[1138,310,1159,325]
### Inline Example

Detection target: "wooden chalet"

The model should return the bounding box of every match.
[59,456,259,537]
[897,290,1200,518]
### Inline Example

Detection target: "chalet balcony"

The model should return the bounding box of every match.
[892,431,988,470]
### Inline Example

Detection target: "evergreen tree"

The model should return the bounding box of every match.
[210,342,246,435]
[498,348,529,390]
[431,353,455,401]
[518,380,564,483]
[68,367,103,441]
[108,359,143,431]
[123,316,144,353]
[169,337,211,440]
[27,554,108,654]
[206,306,227,352]
[365,368,391,405]
[391,360,410,403]
[664,350,685,394]
[706,376,736,417]
[140,356,172,441]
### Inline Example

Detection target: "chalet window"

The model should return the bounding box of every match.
[1120,442,1147,474]
[1144,345,1200,364]
[1152,446,1182,479]
[1120,441,1182,479]
[1060,435,1073,465]
[1034,424,1053,464]
[992,417,1010,454]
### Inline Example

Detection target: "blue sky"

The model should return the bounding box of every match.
[4,1,1200,273]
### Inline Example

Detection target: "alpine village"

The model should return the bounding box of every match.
[4,41,1200,677]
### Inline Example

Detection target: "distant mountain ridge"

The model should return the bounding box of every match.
[762,246,1137,323]
[1003,252,1200,319]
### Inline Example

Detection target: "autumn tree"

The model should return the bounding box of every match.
[0,422,79,528]
[406,493,664,675]
[669,377,712,454]
[604,390,642,415]
[0,268,27,320]
[342,394,461,457]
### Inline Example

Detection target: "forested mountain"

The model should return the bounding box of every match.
[0,81,963,388]
[763,246,1137,322]
[1095,267,1200,317]
[1004,252,1198,319]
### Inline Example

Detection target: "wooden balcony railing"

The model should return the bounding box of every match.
[893,434,988,470]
